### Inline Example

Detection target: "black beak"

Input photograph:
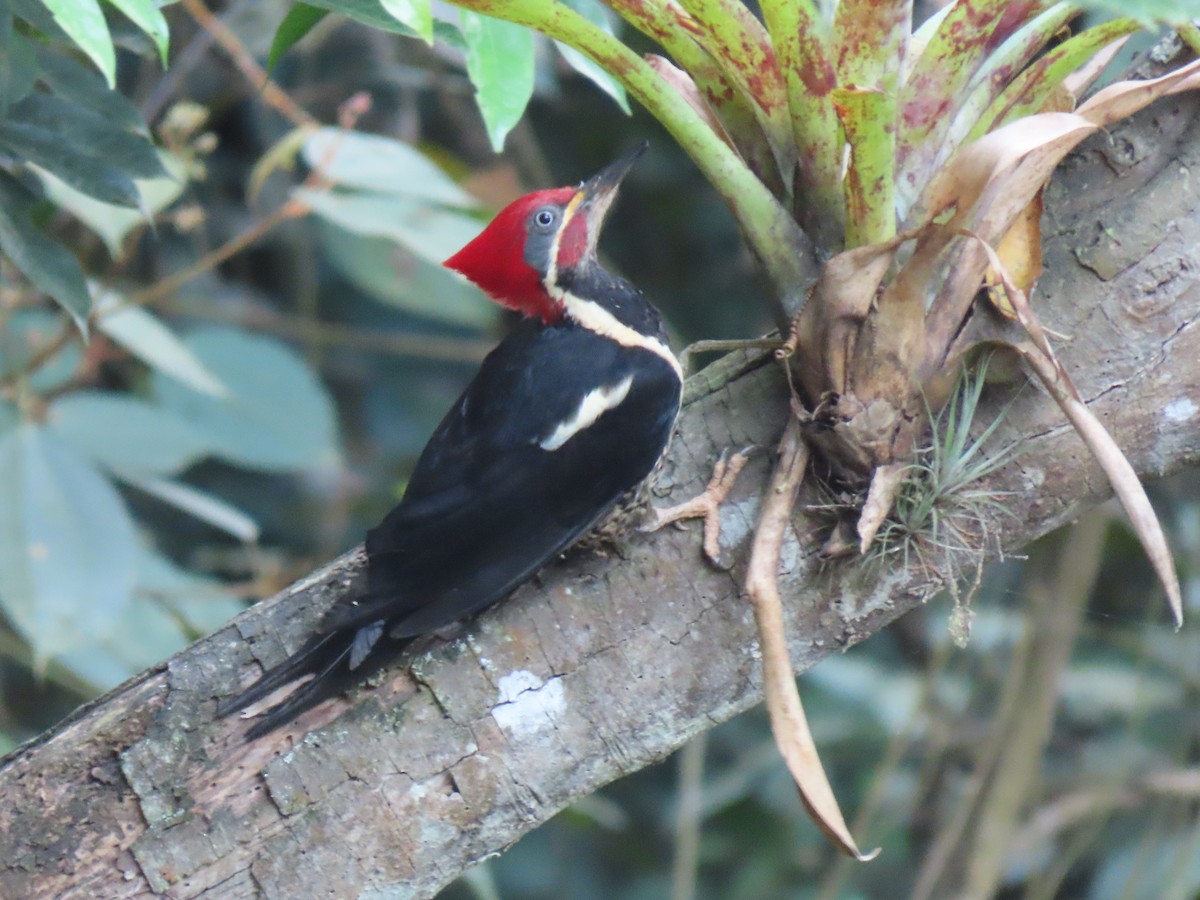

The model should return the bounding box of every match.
[576,141,648,231]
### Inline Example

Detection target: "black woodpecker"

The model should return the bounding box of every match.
[220,143,683,739]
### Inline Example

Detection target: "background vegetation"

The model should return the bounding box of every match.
[1,0,1198,897]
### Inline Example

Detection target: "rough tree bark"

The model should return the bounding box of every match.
[1,90,1198,900]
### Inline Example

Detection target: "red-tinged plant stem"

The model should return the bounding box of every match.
[759,0,845,244]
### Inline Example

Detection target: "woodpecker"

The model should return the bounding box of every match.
[221,143,683,738]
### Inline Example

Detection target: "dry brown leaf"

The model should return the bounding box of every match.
[970,235,1183,628]
[857,462,908,552]
[791,230,917,398]
[984,189,1043,319]
[1062,36,1130,100]
[745,419,878,860]
[1015,343,1183,628]
[1076,55,1200,126]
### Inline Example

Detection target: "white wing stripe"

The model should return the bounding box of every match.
[539,375,634,451]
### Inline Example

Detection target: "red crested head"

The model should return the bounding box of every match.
[444,142,648,325]
[444,187,575,324]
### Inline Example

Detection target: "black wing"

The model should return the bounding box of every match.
[221,314,679,737]
[321,316,681,637]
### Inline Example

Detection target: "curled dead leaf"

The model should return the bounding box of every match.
[745,419,878,860]
[857,462,908,552]
[1015,343,1183,628]
[970,235,1182,628]
[984,189,1043,319]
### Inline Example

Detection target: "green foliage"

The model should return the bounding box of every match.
[268,3,331,73]
[94,295,227,397]
[0,308,84,390]
[151,327,342,474]
[460,9,535,152]
[35,0,117,87]
[0,6,172,327]
[0,175,93,332]
[0,422,139,665]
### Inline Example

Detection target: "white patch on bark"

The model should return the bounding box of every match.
[1163,397,1197,422]
[492,670,565,735]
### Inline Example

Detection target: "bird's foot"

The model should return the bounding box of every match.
[639,447,754,569]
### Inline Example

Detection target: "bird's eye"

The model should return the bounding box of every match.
[533,207,558,230]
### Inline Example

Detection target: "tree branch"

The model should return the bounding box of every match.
[2,92,1199,900]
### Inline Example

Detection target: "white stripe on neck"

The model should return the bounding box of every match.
[556,292,682,379]
[539,375,634,451]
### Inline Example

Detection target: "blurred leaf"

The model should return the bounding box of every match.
[0,174,91,334]
[1,33,39,111]
[1060,660,1182,723]
[297,186,483,266]
[54,592,183,689]
[47,391,214,476]
[37,0,116,87]
[555,0,629,113]
[0,119,140,208]
[118,473,261,542]
[8,92,166,179]
[94,292,227,397]
[105,0,170,66]
[317,219,497,328]
[63,540,250,686]
[433,18,466,50]
[36,150,185,257]
[268,3,329,72]
[152,327,341,473]
[0,308,83,392]
[0,402,16,434]
[380,0,432,43]
[304,0,426,36]
[301,128,479,207]
[0,423,137,663]
[1090,828,1200,900]
[34,45,145,132]
[460,9,535,151]
[134,548,246,635]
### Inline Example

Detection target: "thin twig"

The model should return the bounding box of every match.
[179,0,318,129]
[177,304,494,365]
[129,201,308,312]
[670,734,706,900]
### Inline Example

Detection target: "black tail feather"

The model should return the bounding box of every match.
[241,637,358,740]
[220,621,406,740]
[217,630,345,719]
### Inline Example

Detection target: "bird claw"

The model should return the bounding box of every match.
[641,446,756,568]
